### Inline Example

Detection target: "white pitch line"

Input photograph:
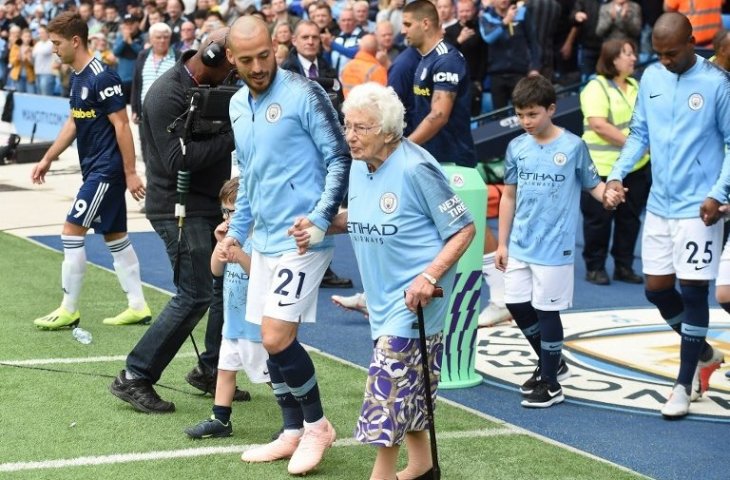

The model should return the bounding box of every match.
[0,428,517,472]
[0,352,196,367]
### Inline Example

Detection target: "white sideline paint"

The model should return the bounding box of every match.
[0,429,517,472]
[0,352,196,366]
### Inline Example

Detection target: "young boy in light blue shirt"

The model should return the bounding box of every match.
[496,75,619,408]
[185,177,270,439]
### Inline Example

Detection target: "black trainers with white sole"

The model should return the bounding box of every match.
[521,381,565,408]
[520,359,570,396]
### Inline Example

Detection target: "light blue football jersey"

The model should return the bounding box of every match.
[347,140,474,340]
[504,130,600,265]
[222,239,261,341]
[607,56,730,217]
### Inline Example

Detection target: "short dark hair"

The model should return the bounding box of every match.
[512,75,556,109]
[219,177,239,203]
[403,0,439,25]
[596,38,637,79]
[48,12,89,47]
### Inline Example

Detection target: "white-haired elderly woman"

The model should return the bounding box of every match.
[290,82,475,480]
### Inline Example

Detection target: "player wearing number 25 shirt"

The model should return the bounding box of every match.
[604,13,730,419]
[31,12,149,331]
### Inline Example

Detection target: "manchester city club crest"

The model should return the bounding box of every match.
[379,192,398,214]
[688,93,704,111]
[476,308,730,421]
[266,103,282,123]
[81,87,89,100]
[553,152,567,166]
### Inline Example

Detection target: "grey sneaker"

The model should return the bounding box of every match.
[184,416,233,439]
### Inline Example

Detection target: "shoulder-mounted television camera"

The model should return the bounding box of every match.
[182,85,240,136]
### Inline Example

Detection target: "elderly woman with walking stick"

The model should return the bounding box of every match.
[290,82,475,480]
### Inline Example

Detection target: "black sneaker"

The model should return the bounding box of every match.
[185,365,216,394]
[186,365,252,402]
[109,370,175,413]
[521,381,565,408]
[184,416,233,439]
[520,359,570,396]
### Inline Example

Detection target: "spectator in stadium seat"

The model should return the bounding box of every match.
[603,12,730,419]
[580,38,649,286]
[112,13,144,103]
[595,0,642,46]
[564,0,604,80]
[444,0,487,116]
[479,0,541,109]
[374,19,401,70]
[321,7,364,76]
[353,0,376,32]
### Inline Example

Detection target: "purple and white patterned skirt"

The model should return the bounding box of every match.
[355,333,444,447]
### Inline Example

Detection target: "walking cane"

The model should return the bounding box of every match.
[414,286,443,480]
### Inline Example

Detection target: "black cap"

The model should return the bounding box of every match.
[123,13,141,23]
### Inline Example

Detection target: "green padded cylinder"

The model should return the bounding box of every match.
[439,165,486,389]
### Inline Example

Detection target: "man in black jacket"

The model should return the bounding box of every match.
[110,28,239,413]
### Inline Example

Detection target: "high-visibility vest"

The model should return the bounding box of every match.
[341,52,387,98]
[580,76,649,177]
[664,0,722,45]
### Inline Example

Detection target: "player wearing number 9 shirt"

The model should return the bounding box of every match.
[603,13,730,418]
[30,12,150,330]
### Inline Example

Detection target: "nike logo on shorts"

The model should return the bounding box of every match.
[694,264,709,271]
[550,298,559,303]
[649,93,662,99]
[278,300,296,307]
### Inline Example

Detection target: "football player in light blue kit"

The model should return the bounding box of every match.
[604,13,730,419]
[496,75,617,408]
[221,16,351,476]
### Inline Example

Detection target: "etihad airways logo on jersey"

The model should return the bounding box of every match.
[518,170,566,183]
[347,222,398,244]
[476,308,730,421]
[72,108,97,119]
[99,84,123,100]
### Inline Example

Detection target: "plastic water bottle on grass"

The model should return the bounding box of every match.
[72,327,92,345]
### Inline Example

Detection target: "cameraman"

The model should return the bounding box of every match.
[110,28,238,413]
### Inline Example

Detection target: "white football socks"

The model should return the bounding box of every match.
[482,252,506,308]
[61,235,86,313]
[106,236,146,311]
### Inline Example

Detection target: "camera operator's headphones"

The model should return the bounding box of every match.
[201,29,229,67]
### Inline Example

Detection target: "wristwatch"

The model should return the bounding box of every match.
[421,272,438,285]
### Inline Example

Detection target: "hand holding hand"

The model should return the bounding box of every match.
[700,198,722,226]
